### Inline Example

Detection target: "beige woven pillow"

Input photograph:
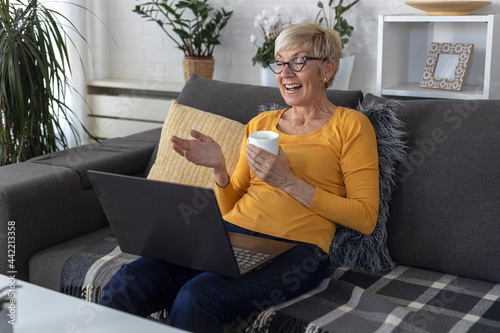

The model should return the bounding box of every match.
[147,100,245,188]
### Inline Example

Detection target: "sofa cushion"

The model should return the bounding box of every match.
[29,226,113,291]
[364,94,500,283]
[330,98,407,273]
[147,100,245,188]
[176,75,363,124]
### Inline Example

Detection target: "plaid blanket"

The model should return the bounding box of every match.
[60,235,500,332]
[248,266,500,333]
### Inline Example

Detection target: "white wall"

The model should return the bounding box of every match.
[84,0,500,95]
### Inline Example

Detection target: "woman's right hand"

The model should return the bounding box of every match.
[171,129,224,169]
[171,129,229,187]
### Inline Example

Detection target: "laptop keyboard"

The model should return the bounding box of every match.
[233,246,271,270]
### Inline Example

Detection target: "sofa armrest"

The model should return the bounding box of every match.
[29,128,161,189]
[0,163,107,281]
[0,128,161,281]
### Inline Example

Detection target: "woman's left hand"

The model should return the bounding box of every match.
[246,144,316,206]
[245,144,295,191]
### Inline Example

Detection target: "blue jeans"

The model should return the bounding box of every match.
[99,222,329,333]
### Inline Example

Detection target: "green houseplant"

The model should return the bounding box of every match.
[0,0,91,166]
[315,0,360,90]
[133,0,233,82]
[315,0,360,48]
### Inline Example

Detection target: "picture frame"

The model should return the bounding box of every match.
[420,42,474,91]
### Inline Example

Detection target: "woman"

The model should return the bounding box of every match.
[100,22,379,332]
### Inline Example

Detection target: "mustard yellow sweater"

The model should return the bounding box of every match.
[214,107,379,254]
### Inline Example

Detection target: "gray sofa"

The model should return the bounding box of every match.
[1,75,499,332]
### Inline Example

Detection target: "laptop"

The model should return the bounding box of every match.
[87,170,295,279]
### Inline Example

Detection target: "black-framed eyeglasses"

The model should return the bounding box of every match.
[267,56,325,74]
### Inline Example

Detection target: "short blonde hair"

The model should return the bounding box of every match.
[275,22,342,88]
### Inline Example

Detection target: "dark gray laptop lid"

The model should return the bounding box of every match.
[88,170,242,278]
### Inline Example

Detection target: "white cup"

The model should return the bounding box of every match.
[247,131,279,155]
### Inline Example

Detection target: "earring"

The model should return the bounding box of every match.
[323,78,327,82]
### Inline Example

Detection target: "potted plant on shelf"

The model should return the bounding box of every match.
[250,6,306,86]
[315,0,360,90]
[134,0,233,82]
[0,0,93,166]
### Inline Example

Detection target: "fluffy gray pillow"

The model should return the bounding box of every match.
[330,99,407,273]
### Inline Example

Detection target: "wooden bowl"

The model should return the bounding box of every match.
[405,1,492,15]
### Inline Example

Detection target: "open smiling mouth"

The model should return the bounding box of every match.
[285,84,302,92]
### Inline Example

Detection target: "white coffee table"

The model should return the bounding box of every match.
[1,274,187,332]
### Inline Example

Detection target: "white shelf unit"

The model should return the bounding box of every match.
[376,14,500,99]
[86,78,183,139]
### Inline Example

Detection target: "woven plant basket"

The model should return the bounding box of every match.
[182,56,215,82]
